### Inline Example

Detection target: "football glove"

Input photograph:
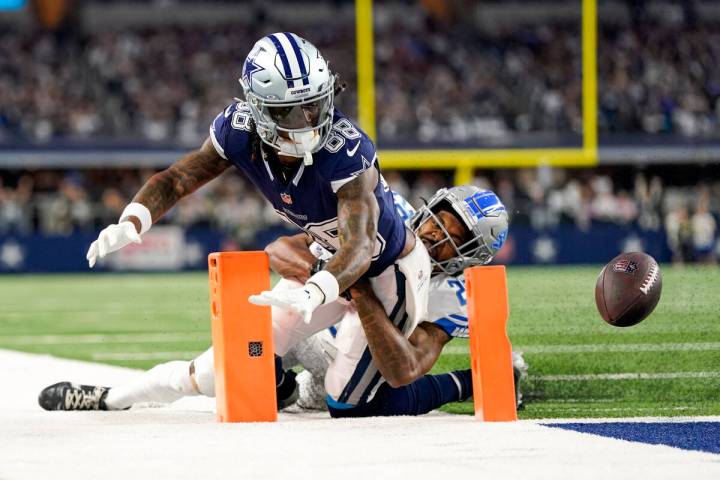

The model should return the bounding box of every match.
[86,221,141,268]
[249,284,325,324]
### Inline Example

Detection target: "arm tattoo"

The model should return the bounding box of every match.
[353,288,420,386]
[351,285,450,386]
[132,138,230,225]
[325,168,379,292]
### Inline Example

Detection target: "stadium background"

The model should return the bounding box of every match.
[0,0,719,420]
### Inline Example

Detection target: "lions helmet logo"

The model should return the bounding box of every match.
[464,191,506,219]
[492,228,508,251]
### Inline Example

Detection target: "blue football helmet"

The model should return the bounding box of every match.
[410,186,509,275]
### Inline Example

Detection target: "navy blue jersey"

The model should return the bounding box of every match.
[209,101,407,277]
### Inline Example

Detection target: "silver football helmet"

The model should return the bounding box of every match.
[239,33,336,165]
[410,186,509,275]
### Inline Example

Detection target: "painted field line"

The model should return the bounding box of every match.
[540,415,720,423]
[0,333,208,345]
[92,351,205,361]
[511,325,720,335]
[536,371,720,381]
[536,406,693,414]
[442,342,720,355]
[522,342,720,354]
[90,350,203,361]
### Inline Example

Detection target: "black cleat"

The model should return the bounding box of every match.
[38,382,110,411]
[276,369,299,410]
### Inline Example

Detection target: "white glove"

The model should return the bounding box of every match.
[249,284,325,324]
[86,221,142,268]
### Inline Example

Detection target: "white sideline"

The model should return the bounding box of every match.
[0,348,718,480]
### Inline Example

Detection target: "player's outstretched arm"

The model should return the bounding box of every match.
[350,281,451,388]
[128,137,231,229]
[324,168,379,292]
[86,137,231,267]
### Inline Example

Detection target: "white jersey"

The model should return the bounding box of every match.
[311,191,468,340]
[426,274,469,338]
[285,193,483,409]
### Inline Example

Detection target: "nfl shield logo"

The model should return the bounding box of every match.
[613,259,638,274]
[280,193,292,205]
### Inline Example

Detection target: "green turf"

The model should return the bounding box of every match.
[1,266,718,419]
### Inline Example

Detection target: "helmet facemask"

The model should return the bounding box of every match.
[410,187,508,276]
[244,79,335,164]
[412,203,493,276]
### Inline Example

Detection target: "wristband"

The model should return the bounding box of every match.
[306,270,339,305]
[311,259,352,301]
[120,202,152,235]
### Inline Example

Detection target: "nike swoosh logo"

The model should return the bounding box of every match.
[346,141,361,157]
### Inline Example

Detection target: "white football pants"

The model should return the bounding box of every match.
[104,237,430,410]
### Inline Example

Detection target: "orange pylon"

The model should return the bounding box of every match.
[208,252,277,422]
[465,265,517,421]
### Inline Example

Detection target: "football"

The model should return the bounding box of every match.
[595,252,662,327]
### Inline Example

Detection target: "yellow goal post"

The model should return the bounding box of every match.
[354,0,598,185]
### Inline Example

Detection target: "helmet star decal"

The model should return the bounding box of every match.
[242,54,264,86]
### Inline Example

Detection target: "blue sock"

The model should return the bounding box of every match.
[328,369,473,418]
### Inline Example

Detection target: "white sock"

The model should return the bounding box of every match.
[104,360,197,410]
[192,348,216,397]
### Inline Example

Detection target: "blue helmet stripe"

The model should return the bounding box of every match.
[267,34,294,88]
[283,32,309,86]
[465,191,506,218]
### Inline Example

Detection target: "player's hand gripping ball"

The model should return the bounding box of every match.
[595,252,662,327]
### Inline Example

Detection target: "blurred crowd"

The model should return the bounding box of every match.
[2,14,720,145]
[0,22,355,146]
[376,18,720,143]
[0,168,284,247]
[1,166,717,264]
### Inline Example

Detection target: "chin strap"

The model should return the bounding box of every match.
[276,130,319,166]
[300,130,319,165]
[303,151,314,166]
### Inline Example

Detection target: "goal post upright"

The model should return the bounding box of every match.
[353,0,598,179]
[582,0,598,164]
[355,0,376,143]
